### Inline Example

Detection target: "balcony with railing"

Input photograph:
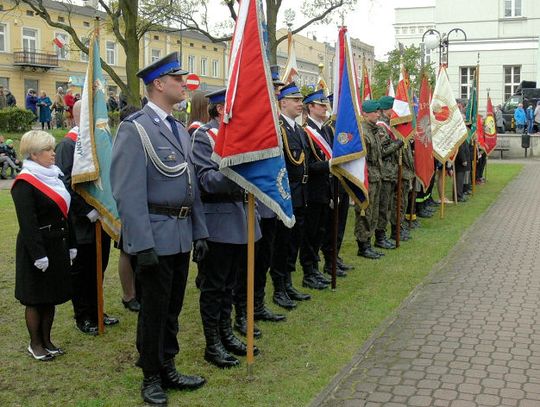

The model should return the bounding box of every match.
[13,49,59,70]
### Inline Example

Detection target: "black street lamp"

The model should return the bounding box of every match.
[422,28,467,67]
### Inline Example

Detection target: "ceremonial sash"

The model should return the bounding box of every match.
[13,171,69,218]
[376,120,397,141]
[304,125,332,160]
[187,121,202,134]
[65,126,79,142]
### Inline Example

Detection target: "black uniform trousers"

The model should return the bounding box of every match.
[321,189,350,262]
[71,233,111,323]
[300,202,329,270]
[253,217,277,308]
[271,206,306,278]
[133,252,190,375]
[199,242,246,329]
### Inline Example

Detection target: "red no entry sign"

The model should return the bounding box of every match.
[186,73,200,91]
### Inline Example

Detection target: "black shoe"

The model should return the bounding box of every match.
[141,374,167,405]
[220,321,259,357]
[160,359,206,391]
[234,315,262,338]
[76,320,98,335]
[122,298,141,312]
[374,238,396,250]
[272,290,297,309]
[323,263,347,277]
[417,208,433,218]
[103,314,119,326]
[313,268,331,284]
[286,285,312,300]
[409,220,421,229]
[203,328,240,369]
[336,257,354,271]
[254,306,286,322]
[357,242,381,259]
[302,274,329,290]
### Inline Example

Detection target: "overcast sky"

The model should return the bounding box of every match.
[207,0,434,60]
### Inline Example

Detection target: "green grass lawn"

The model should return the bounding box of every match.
[0,163,522,407]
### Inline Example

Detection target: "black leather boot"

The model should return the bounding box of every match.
[374,230,396,249]
[391,224,409,241]
[234,306,261,338]
[323,261,347,277]
[203,327,239,369]
[220,318,259,357]
[254,304,286,322]
[356,240,381,259]
[337,256,354,270]
[272,276,297,310]
[312,263,331,284]
[302,265,329,290]
[141,373,167,405]
[160,358,206,391]
[285,273,311,301]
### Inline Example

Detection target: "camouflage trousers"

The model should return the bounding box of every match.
[354,180,381,243]
[390,179,412,226]
[376,180,395,232]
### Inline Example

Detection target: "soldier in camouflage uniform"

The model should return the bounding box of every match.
[374,96,403,249]
[354,100,385,259]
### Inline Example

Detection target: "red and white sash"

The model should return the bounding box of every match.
[376,120,397,141]
[65,126,79,142]
[304,125,332,160]
[13,170,70,218]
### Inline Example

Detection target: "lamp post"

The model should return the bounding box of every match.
[422,28,467,67]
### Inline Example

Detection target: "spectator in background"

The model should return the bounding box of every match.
[37,91,53,130]
[74,93,81,103]
[187,91,209,129]
[25,89,38,119]
[526,104,535,134]
[107,92,119,112]
[53,87,65,129]
[118,91,128,110]
[0,135,19,179]
[534,101,540,134]
[0,87,6,109]
[11,130,76,361]
[4,139,22,174]
[495,104,504,134]
[514,103,526,133]
[64,89,75,128]
[5,89,16,107]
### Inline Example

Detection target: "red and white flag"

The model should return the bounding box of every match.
[282,30,298,84]
[390,65,415,140]
[414,72,434,190]
[53,35,66,49]
[360,64,371,101]
[386,78,395,97]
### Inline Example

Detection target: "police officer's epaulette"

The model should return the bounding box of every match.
[122,110,144,122]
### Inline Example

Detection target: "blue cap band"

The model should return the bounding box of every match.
[208,93,226,104]
[142,61,181,85]
[278,85,301,101]
[304,90,327,105]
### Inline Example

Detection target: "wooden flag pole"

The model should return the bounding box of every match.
[440,161,446,219]
[96,221,104,334]
[246,193,256,377]
[395,149,403,247]
[453,162,458,205]
[331,178,339,290]
[472,140,477,195]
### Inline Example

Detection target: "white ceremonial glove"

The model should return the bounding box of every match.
[69,248,78,261]
[34,257,49,272]
[86,209,100,223]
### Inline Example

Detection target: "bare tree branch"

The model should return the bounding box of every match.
[98,0,126,48]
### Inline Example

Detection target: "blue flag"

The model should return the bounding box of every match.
[330,27,369,209]
[72,32,121,240]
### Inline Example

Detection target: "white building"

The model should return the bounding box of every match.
[395,0,540,110]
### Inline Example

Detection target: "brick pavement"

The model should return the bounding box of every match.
[311,161,540,407]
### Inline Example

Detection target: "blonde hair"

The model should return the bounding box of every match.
[19,130,56,159]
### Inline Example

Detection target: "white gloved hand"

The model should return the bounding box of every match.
[69,248,78,261]
[86,209,100,223]
[34,257,49,272]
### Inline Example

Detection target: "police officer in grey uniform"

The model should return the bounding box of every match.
[191,89,262,369]
[111,52,209,406]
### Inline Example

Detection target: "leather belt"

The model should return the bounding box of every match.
[148,203,191,218]
[201,191,248,204]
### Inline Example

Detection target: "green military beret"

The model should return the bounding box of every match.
[378,96,395,110]
[362,100,380,113]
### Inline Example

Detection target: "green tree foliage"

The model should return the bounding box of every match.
[372,45,436,100]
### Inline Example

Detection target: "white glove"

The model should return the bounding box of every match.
[69,248,78,261]
[34,257,49,272]
[86,209,100,223]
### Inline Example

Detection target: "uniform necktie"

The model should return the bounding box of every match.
[166,115,181,144]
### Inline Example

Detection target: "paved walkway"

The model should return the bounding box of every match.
[311,161,540,407]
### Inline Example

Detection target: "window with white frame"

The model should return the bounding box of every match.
[0,24,6,52]
[151,49,161,63]
[504,65,521,100]
[211,59,219,77]
[0,77,9,88]
[80,37,89,62]
[504,0,522,17]
[54,32,69,60]
[106,41,116,65]
[22,27,37,52]
[200,58,207,76]
[459,66,476,99]
[188,55,195,73]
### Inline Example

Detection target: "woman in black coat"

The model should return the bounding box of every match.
[11,130,77,361]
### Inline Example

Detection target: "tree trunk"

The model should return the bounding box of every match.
[119,0,141,107]
[266,0,278,64]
